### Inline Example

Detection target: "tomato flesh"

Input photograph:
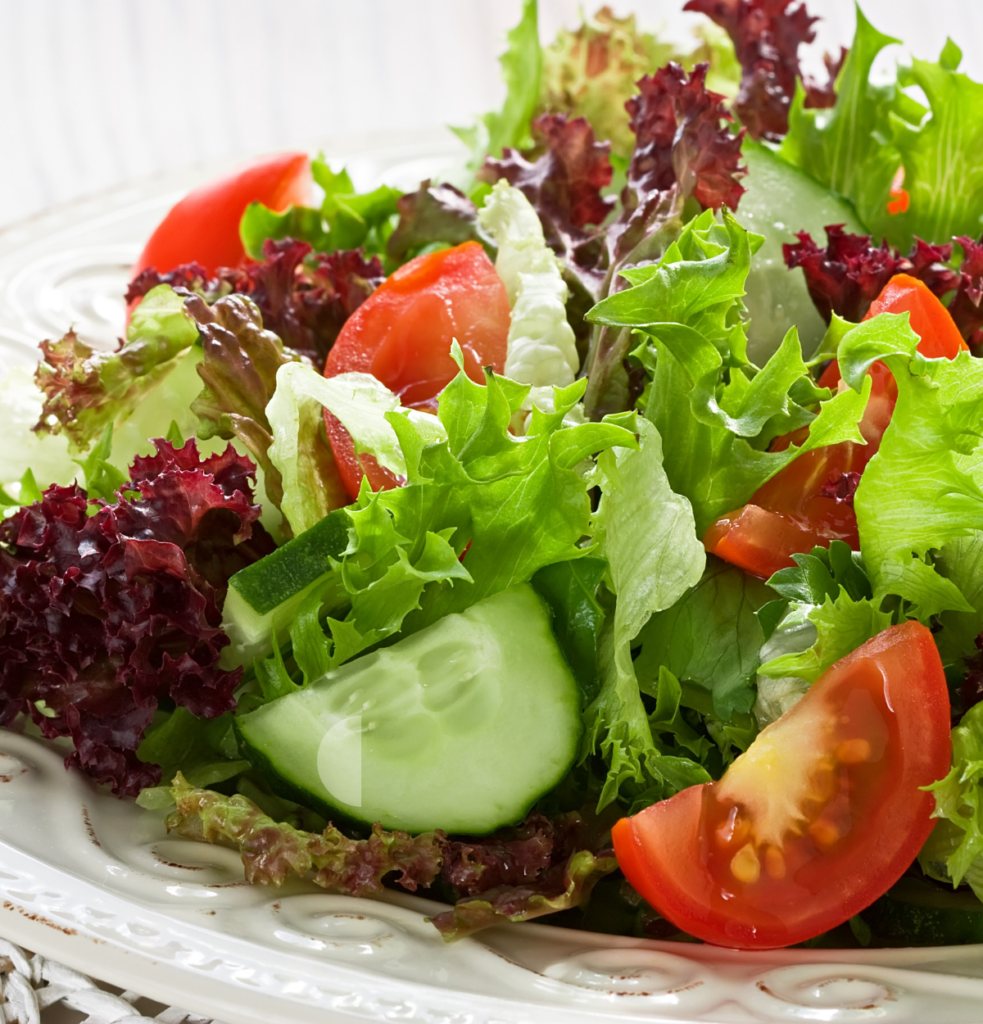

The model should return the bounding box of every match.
[323,241,510,498]
[705,275,966,577]
[132,151,312,279]
[613,621,951,949]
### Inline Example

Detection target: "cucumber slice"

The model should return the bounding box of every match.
[236,584,582,834]
[864,876,983,946]
[221,509,350,667]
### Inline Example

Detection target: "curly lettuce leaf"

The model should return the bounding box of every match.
[265,364,420,536]
[838,314,983,618]
[167,773,443,895]
[758,592,893,685]
[782,12,983,249]
[538,6,738,160]
[387,181,490,263]
[254,362,636,681]
[922,701,983,896]
[431,848,616,941]
[584,418,709,811]
[889,44,983,249]
[590,210,871,533]
[190,293,303,514]
[34,284,199,452]
[0,440,271,796]
[241,159,401,262]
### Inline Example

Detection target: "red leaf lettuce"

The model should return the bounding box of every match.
[0,440,272,796]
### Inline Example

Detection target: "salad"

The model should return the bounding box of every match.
[4,0,983,952]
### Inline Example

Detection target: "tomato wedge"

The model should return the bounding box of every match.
[704,275,967,578]
[323,241,510,498]
[131,151,312,279]
[613,621,951,949]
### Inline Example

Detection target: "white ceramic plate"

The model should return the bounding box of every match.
[3,137,983,1024]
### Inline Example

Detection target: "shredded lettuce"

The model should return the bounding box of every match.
[478,180,579,388]
[584,419,710,810]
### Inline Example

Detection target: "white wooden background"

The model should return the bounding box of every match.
[0,0,980,229]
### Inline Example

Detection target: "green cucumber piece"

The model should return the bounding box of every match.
[864,876,983,946]
[738,139,865,365]
[236,584,582,834]
[221,509,350,667]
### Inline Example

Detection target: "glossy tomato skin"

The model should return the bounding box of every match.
[613,621,951,949]
[132,151,312,279]
[324,241,510,499]
[705,275,966,577]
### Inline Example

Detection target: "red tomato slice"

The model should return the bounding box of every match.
[131,151,312,279]
[323,241,510,499]
[613,620,951,949]
[705,275,965,578]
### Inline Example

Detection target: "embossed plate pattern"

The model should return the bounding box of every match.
[1,138,983,1024]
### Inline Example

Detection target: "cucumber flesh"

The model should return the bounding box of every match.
[221,509,350,667]
[236,584,583,834]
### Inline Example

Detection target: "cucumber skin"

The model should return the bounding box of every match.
[228,508,350,615]
[864,877,983,946]
[220,508,351,667]
[236,585,583,836]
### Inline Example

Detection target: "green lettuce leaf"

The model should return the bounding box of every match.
[921,701,983,896]
[758,592,893,685]
[633,555,774,726]
[453,0,542,181]
[266,364,416,536]
[779,8,899,239]
[240,158,401,262]
[589,210,871,533]
[584,419,710,810]
[34,284,200,452]
[255,362,636,681]
[889,43,983,248]
[781,11,983,248]
[839,314,983,618]
[135,710,248,808]
[531,557,606,703]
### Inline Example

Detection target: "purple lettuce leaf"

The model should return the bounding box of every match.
[781,225,979,332]
[684,0,836,142]
[128,239,384,368]
[167,773,444,895]
[0,440,272,796]
[34,285,200,452]
[386,181,491,263]
[582,63,746,418]
[187,293,302,513]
